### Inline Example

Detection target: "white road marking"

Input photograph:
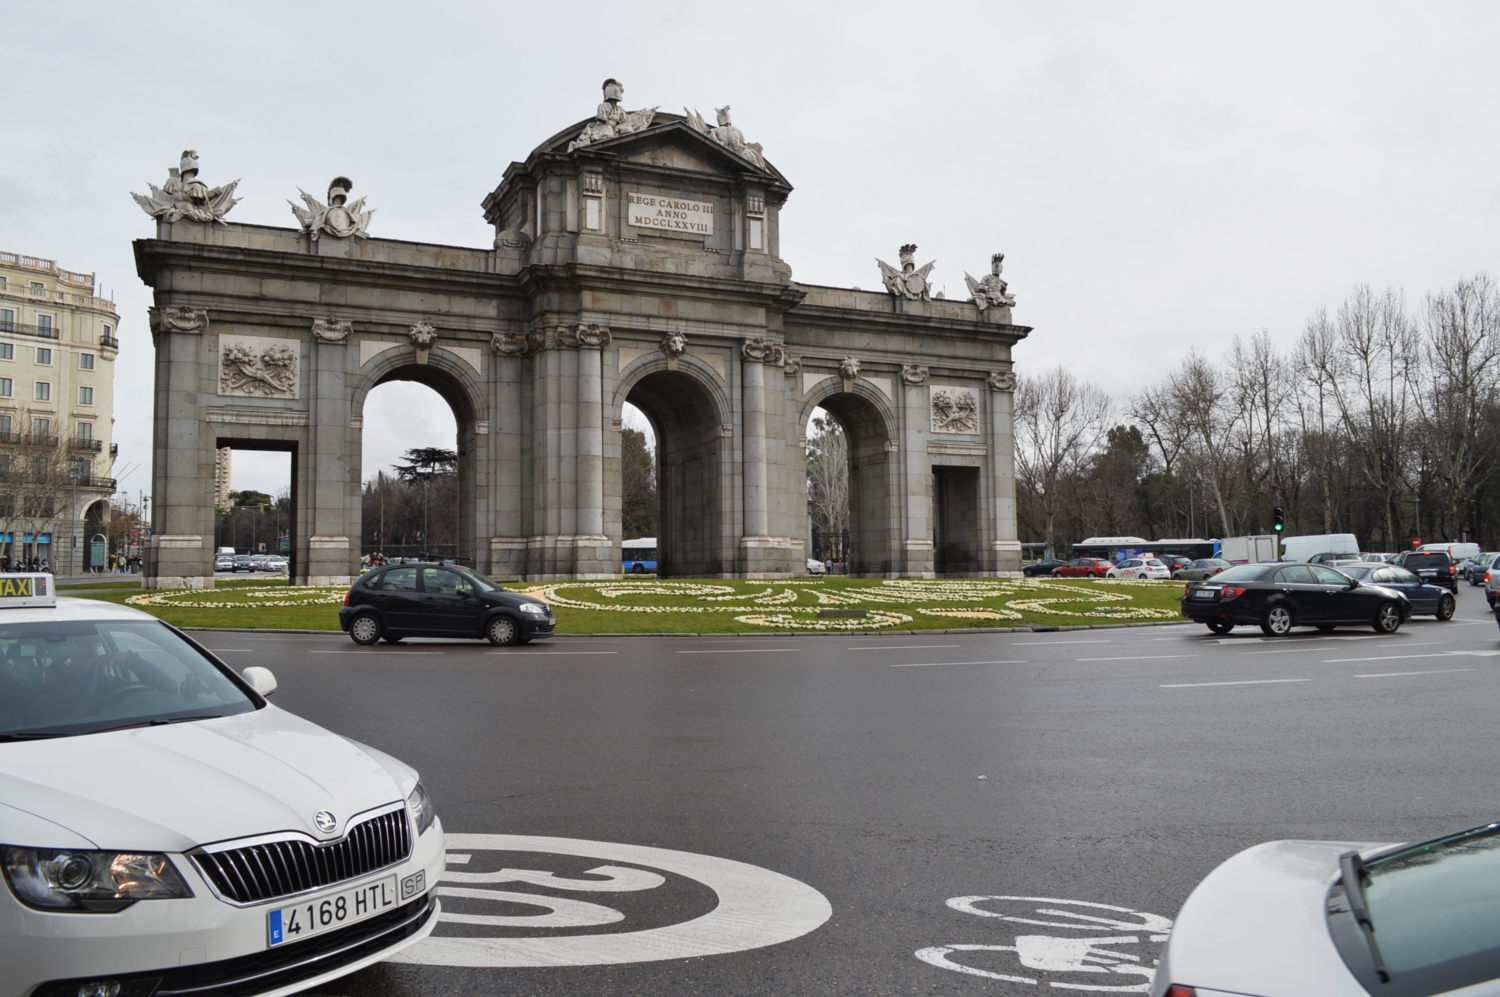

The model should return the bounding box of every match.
[1322,652,1468,663]
[1076,654,1191,661]
[890,660,1026,667]
[212,649,256,653]
[1354,668,1475,678]
[1011,640,1108,645]
[391,833,831,968]
[1161,678,1312,688]
[848,644,961,650]
[308,650,445,655]
[494,650,618,655]
[676,648,802,654]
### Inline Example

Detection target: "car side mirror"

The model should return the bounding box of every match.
[242,666,278,697]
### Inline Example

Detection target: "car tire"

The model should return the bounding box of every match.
[381,634,403,644]
[1436,595,1456,621]
[1261,604,1295,637]
[486,614,520,646]
[1207,620,1233,634]
[1316,624,1337,632]
[349,613,381,646]
[632,564,646,574]
[1373,602,1403,634]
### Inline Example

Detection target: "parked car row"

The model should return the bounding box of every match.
[214,553,289,573]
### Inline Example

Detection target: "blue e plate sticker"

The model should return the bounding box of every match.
[268,908,284,946]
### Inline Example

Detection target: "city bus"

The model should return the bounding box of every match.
[1069,536,1219,563]
[622,537,658,574]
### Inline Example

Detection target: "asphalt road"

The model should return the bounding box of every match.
[191,585,1500,996]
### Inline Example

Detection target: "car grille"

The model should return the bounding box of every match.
[193,806,411,905]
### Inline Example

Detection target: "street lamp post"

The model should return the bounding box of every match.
[68,465,79,577]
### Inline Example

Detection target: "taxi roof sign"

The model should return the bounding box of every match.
[0,574,56,607]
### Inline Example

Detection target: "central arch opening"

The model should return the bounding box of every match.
[360,366,473,566]
[625,370,723,577]
[808,392,894,576]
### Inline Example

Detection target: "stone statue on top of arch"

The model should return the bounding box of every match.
[568,79,658,152]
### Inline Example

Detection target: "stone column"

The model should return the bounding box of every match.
[304,329,355,585]
[900,371,936,578]
[144,307,214,589]
[577,341,605,536]
[988,370,1021,573]
[741,354,768,540]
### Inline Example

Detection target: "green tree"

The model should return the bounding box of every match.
[621,428,657,539]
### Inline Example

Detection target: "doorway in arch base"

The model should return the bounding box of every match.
[812,392,897,577]
[624,370,726,578]
[934,466,982,576]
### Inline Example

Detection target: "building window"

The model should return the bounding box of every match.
[0,310,12,333]
[31,417,49,436]
[34,382,49,401]
[35,348,50,365]
[0,415,11,437]
[28,282,44,295]
[76,422,93,442]
[0,277,6,290]
[0,378,11,397]
[35,315,52,336]
[78,386,93,405]
[0,343,11,360]
[79,353,94,370]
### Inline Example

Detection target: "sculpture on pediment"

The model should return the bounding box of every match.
[965,253,1016,312]
[839,356,861,380]
[568,79,658,152]
[660,329,686,358]
[132,150,240,224]
[901,363,929,385]
[408,321,437,348]
[220,337,299,398]
[931,387,980,434]
[987,369,1017,392]
[877,244,935,301]
[148,306,209,335]
[310,318,352,343]
[290,177,374,241]
[684,105,766,169]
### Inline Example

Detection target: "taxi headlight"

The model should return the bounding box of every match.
[408,783,436,835]
[2,847,191,912]
[518,602,546,615]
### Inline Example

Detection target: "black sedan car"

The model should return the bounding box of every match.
[339,561,555,645]
[1336,562,1456,620]
[1181,562,1410,636]
[1022,558,1067,577]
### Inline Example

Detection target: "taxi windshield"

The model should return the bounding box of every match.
[0,620,255,739]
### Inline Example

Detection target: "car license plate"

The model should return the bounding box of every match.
[1420,571,1435,577]
[1193,589,1216,599]
[267,874,399,947]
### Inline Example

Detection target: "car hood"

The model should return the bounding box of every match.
[0,706,415,853]
[1159,839,1393,997]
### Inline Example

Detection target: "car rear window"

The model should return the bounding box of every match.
[1205,565,1270,583]
[1404,554,1450,570]
[1368,826,1500,974]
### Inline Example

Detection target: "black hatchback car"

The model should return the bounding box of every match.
[1182,562,1410,636]
[339,562,555,645]
[1393,550,1459,593]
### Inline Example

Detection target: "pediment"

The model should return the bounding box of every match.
[539,116,788,185]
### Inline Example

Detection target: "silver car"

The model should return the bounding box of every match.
[1152,820,1500,997]
[1484,554,1500,607]
[1172,558,1234,581]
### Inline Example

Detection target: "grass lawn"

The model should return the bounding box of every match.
[60,576,1186,634]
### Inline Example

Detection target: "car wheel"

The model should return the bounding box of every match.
[486,615,520,646]
[1316,624,1337,632]
[349,613,381,646]
[1207,620,1233,634]
[632,564,646,574]
[1436,594,1456,621]
[1373,602,1403,634]
[1261,604,1295,637]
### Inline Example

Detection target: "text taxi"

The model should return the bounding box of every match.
[0,577,444,997]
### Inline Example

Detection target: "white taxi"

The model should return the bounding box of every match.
[1105,558,1173,580]
[0,576,444,997]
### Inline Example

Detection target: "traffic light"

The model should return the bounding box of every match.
[1273,506,1284,533]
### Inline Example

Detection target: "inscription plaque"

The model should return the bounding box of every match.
[628,192,715,236]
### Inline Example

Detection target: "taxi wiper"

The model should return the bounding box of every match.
[1340,850,1391,983]
[85,715,223,735]
[0,730,69,741]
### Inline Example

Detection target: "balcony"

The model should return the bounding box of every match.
[21,433,58,448]
[69,437,103,453]
[109,443,118,457]
[0,322,58,340]
[99,334,119,349]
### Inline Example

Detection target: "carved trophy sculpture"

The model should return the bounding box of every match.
[568,79,658,152]
[684,105,766,168]
[965,253,1016,312]
[290,177,374,241]
[877,244,936,301]
[132,150,241,224]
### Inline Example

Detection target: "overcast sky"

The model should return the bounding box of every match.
[5,1,1497,497]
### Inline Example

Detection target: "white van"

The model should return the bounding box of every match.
[1279,533,1359,562]
[1421,541,1482,563]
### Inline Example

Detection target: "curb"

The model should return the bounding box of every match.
[180,620,1194,637]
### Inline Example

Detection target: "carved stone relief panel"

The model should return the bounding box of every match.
[929,385,979,434]
[218,335,301,399]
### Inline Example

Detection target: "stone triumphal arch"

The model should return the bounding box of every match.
[134,82,1030,587]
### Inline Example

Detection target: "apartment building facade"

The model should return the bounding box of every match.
[0,250,119,569]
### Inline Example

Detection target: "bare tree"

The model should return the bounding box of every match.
[805,412,848,541]
[1164,351,1244,536]
[1292,311,1341,533]
[1014,367,1110,557]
